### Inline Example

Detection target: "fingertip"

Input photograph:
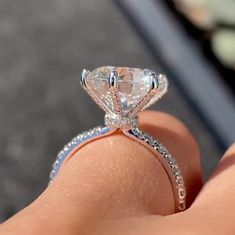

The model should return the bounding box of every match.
[209,142,235,179]
[224,143,235,156]
[189,143,235,233]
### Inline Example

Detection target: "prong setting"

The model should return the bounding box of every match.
[142,73,168,110]
[80,66,168,130]
[150,72,159,91]
[108,70,122,115]
[80,69,90,88]
[108,70,119,89]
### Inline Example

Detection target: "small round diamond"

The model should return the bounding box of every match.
[157,145,167,154]
[176,175,184,185]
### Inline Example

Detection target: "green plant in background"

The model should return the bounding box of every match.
[212,30,235,69]
[174,0,235,70]
[206,0,235,26]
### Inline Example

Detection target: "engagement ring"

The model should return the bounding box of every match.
[49,66,186,212]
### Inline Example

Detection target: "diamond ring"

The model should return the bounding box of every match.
[49,66,186,212]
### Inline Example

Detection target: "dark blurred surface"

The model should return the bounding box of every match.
[0,0,221,221]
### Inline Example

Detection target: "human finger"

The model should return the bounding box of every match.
[0,111,202,235]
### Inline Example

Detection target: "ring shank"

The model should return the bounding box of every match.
[124,129,186,212]
[49,126,186,212]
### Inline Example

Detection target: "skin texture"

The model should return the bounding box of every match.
[0,110,235,235]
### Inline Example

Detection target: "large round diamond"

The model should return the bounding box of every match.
[85,66,153,115]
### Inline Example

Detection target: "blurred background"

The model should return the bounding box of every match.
[0,0,234,222]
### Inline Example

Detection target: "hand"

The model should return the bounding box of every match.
[1,111,234,235]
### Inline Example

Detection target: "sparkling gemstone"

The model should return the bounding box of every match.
[178,186,186,199]
[86,66,153,115]
[147,136,155,145]
[156,145,167,153]
[176,175,184,185]
[164,154,176,165]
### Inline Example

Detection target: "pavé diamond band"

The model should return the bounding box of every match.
[49,66,186,212]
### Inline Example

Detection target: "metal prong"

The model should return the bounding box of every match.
[108,70,118,88]
[142,73,168,110]
[80,69,90,88]
[108,71,122,115]
[150,72,159,91]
